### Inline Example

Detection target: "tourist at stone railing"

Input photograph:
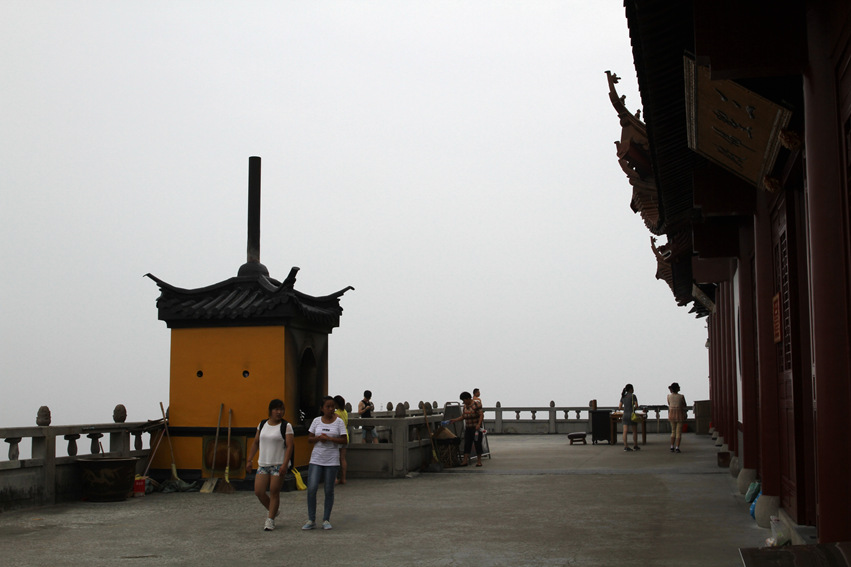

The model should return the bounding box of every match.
[667,382,687,453]
[357,390,377,444]
[618,384,641,451]
[441,391,484,467]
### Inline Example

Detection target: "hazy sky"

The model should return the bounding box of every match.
[1,2,709,428]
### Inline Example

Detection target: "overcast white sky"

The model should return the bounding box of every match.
[1,2,708,428]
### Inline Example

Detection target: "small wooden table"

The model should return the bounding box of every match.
[609,412,647,446]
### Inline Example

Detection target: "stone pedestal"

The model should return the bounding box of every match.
[737,468,758,494]
[754,493,780,528]
[729,455,741,478]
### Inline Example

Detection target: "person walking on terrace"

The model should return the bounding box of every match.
[443,391,484,467]
[358,390,377,444]
[333,395,349,485]
[246,398,294,531]
[303,396,347,531]
[667,382,687,453]
[618,384,641,452]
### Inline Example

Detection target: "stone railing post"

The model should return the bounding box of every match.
[110,404,130,456]
[548,401,556,434]
[391,421,408,478]
[109,431,130,456]
[30,406,56,504]
[494,402,503,433]
[32,430,56,506]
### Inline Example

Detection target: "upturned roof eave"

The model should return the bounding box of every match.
[145,271,352,332]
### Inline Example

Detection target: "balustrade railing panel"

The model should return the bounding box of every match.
[0,421,157,512]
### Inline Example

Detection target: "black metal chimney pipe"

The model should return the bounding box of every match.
[247,156,261,264]
[238,156,269,277]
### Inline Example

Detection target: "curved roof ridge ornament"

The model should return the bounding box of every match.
[607,70,661,234]
[606,70,646,135]
[650,236,667,261]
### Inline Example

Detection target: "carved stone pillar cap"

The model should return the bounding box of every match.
[394,403,407,418]
[36,406,51,426]
[113,404,127,423]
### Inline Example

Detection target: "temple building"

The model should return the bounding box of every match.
[612,0,851,544]
[146,156,352,480]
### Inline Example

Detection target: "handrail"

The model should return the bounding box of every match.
[1,420,158,463]
[345,403,697,437]
[1,419,159,511]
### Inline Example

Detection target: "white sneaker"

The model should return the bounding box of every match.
[264,518,275,531]
[302,520,316,530]
[322,520,333,530]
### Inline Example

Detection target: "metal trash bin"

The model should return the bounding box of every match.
[590,410,612,444]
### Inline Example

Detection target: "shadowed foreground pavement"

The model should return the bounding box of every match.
[0,433,767,567]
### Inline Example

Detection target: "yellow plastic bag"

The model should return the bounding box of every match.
[292,468,306,491]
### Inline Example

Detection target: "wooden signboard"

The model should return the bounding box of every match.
[685,58,792,191]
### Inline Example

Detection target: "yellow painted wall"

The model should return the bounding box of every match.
[154,325,310,472]
[169,326,287,428]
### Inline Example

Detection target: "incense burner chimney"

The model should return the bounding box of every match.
[238,156,269,277]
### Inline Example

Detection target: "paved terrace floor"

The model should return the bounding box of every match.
[0,433,768,567]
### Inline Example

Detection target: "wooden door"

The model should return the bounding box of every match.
[772,198,800,520]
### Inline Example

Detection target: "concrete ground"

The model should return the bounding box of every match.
[0,433,768,567]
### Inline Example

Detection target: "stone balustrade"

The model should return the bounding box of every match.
[347,401,697,437]
[1,400,702,509]
[0,405,157,512]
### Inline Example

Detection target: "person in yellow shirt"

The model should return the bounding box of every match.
[333,395,349,484]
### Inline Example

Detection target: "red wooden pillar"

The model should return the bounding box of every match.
[706,315,714,428]
[803,3,851,543]
[726,280,738,454]
[707,313,718,430]
[713,306,722,434]
[710,295,721,437]
[723,282,733,449]
[737,227,760,470]
[718,281,734,449]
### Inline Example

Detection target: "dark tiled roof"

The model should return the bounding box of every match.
[146,267,353,330]
[620,0,711,318]
[625,0,697,231]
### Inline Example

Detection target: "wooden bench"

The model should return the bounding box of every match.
[567,432,587,445]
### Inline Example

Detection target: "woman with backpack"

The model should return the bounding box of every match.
[246,398,294,531]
